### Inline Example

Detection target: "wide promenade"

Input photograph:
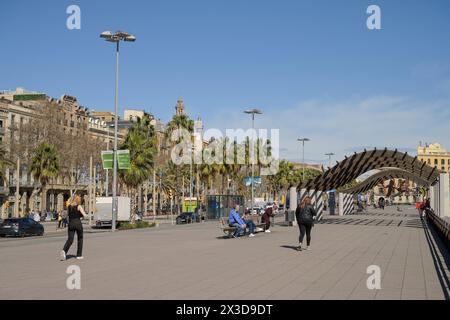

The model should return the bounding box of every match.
[1,206,449,300]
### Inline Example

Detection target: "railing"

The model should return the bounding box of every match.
[426,209,450,248]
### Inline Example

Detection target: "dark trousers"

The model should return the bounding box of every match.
[298,223,313,246]
[63,219,83,257]
[244,220,255,234]
[262,215,271,230]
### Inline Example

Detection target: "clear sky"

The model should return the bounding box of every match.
[1,0,450,165]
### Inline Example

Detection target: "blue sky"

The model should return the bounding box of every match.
[1,0,450,165]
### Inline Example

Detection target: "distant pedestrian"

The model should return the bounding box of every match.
[415,201,422,215]
[422,198,432,218]
[61,195,87,261]
[57,212,62,229]
[61,209,68,228]
[295,196,317,251]
[33,211,40,223]
[378,197,385,210]
[261,206,275,233]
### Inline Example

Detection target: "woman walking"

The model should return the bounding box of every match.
[295,196,317,251]
[60,195,87,261]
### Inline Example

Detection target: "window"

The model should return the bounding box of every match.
[441,159,445,165]
[427,159,431,165]
[442,167,445,171]
[0,120,3,128]
[434,159,438,165]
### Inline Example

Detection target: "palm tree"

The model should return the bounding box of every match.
[165,114,194,214]
[119,117,156,223]
[30,143,60,213]
[165,114,194,141]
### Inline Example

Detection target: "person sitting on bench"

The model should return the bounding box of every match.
[228,205,256,238]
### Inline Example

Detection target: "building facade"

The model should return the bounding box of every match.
[0,88,125,218]
[417,143,450,173]
[0,89,200,219]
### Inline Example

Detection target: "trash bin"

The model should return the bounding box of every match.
[285,210,297,226]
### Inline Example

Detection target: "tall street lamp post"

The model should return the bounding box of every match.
[100,30,136,232]
[244,109,262,214]
[297,138,310,182]
[105,123,115,197]
[325,153,335,170]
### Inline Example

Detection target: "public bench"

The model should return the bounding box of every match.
[219,215,267,238]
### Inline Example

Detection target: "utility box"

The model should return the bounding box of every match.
[285,210,297,226]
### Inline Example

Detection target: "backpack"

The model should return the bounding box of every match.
[299,205,315,224]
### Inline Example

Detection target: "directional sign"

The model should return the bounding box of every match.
[101,151,114,170]
[117,150,131,170]
[244,176,262,186]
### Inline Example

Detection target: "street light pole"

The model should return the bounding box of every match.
[111,40,119,232]
[297,138,310,182]
[244,109,262,214]
[190,144,193,213]
[325,153,335,170]
[105,125,111,197]
[100,31,136,232]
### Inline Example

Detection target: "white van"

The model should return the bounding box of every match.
[94,197,131,228]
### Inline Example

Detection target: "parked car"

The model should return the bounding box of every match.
[249,206,264,215]
[176,212,200,224]
[0,218,44,237]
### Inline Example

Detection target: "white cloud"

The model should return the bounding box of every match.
[204,95,450,165]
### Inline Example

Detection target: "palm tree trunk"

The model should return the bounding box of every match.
[130,186,136,224]
[40,185,47,214]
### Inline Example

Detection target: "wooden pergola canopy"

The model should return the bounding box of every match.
[298,148,440,192]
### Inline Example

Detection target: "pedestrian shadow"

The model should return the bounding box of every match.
[65,254,78,260]
[422,218,450,299]
[216,236,234,240]
[280,245,299,251]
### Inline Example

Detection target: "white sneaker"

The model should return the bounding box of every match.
[305,246,311,251]
[60,250,66,261]
[255,227,264,232]
[76,256,84,260]
[265,229,271,233]
[248,233,255,238]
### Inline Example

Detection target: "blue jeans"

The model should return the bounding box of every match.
[230,223,244,237]
[244,220,255,234]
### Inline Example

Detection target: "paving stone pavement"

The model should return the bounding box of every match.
[0,206,448,300]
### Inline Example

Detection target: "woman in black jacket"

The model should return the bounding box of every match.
[295,196,317,251]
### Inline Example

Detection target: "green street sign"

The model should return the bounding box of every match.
[117,150,131,170]
[101,151,114,170]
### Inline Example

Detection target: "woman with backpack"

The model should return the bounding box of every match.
[295,196,317,251]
